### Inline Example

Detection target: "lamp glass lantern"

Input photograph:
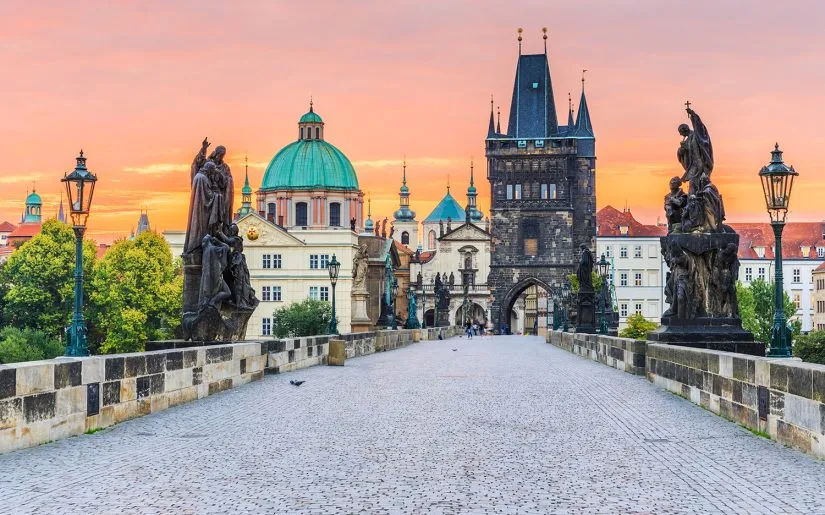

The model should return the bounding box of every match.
[759,143,798,224]
[62,150,98,229]
[327,254,340,334]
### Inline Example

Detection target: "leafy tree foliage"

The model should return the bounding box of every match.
[736,279,800,346]
[271,299,332,338]
[793,330,825,365]
[0,327,63,364]
[567,272,603,293]
[619,313,658,339]
[90,231,182,354]
[2,220,96,339]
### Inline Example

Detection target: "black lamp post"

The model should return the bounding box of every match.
[328,253,340,334]
[597,254,610,335]
[391,278,399,329]
[62,150,97,357]
[415,249,427,329]
[561,283,571,332]
[552,290,561,330]
[759,143,798,358]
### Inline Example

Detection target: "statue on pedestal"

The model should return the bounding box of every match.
[182,138,258,342]
[648,105,761,355]
[575,244,596,333]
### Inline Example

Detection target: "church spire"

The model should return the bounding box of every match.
[394,158,416,222]
[567,92,575,127]
[236,155,254,218]
[465,158,483,223]
[496,106,501,133]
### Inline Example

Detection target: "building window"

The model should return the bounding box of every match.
[540,184,548,199]
[316,127,320,139]
[506,185,513,200]
[310,286,330,301]
[745,267,752,282]
[300,128,305,140]
[634,273,642,287]
[428,230,436,249]
[401,231,410,245]
[295,202,308,226]
[793,268,801,283]
[818,247,825,258]
[540,184,556,199]
[273,254,282,269]
[758,267,766,281]
[262,317,272,336]
[635,303,643,315]
[309,254,330,269]
[620,304,628,317]
[523,219,539,256]
[263,254,271,269]
[604,246,612,258]
[514,184,522,200]
[620,246,628,259]
[261,286,271,302]
[267,203,276,222]
[272,286,282,302]
[793,291,801,310]
[329,203,341,226]
[620,273,628,287]
[633,246,642,258]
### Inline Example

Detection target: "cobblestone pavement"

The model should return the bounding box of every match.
[2,335,825,514]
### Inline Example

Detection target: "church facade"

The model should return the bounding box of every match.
[486,34,596,332]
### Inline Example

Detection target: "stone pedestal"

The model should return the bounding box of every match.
[576,289,596,334]
[648,317,764,356]
[182,255,201,314]
[350,291,373,333]
[182,305,254,343]
[328,339,345,366]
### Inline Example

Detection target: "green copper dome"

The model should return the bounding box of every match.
[261,140,359,191]
[299,110,323,123]
[25,191,42,205]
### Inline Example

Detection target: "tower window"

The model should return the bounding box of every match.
[329,203,341,227]
[523,219,539,256]
[506,185,513,200]
[316,127,320,139]
[401,231,410,245]
[267,203,276,223]
[295,202,308,226]
[300,127,304,140]
[428,230,436,250]
[514,184,522,200]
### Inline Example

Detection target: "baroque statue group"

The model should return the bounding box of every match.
[649,105,760,354]
[182,138,259,341]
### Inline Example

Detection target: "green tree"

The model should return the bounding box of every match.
[271,299,332,338]
[793,330,825,365]
[567,272,603,293]
[2,220,96,339]
[619,313,658,339]
[736,279,800,346]
[0,327,63,364]
[90,231,183,354]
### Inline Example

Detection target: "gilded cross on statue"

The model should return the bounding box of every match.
[685,100,691,110]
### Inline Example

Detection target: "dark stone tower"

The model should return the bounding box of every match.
[486,31,596,332]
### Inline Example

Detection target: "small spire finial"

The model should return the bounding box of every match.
[309,95,313,112]
[568,92,572,111]
[775,142,780,151]
[542,27,548,52]
[496,106,501,132]
[469,157,474,186]
[517,27,523,53]
[402,156,407,185]
[490,94,494,112]
[79,149,84,158]
[447,174,450,193]
[581,69,588,88]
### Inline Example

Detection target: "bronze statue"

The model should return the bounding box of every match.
[576,244,594,292]
[664,176,687,233]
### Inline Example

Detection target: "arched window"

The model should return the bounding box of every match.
[300,127,304,140]
[329,203,341,226]
[267,203,276,223]
[428,230,436,250]
[295,202,308,226]
[315,127,320,139]
[401,231,410,245]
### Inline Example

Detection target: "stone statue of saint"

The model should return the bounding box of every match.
[449,272,455,287]
[576,244,594,292]
[664,176,687,233]
[711,242,739,317]
[677,107,724,232]
[227,224,258,311]
[352,244,369,292]
[198,234,232,312]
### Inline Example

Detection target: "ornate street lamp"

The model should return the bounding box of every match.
[415,249,427,329]
[597,254,610,335]
[561,282,571,332]
[391,278,399,329]
[759,143,798,357]
[62,150,97,356]
[405,286,420,329]
[552,289,561,330]
[328,254,340,334]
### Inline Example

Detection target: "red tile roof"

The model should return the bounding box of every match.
[0,221,17,233]
[730,222,825,260]
[814,262,825,273]
[597,206,667,238]
[8,223,42,240]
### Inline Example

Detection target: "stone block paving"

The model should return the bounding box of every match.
[1,335,825,514]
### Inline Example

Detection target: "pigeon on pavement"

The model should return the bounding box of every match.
[290,380,305,386]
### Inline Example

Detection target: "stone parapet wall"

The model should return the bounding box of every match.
[0,327,460,454]
[647,344,825,458]
[547,330,646,375]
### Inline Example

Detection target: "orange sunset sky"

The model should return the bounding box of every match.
[3,1,824,243]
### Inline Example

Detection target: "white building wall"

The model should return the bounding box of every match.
[739,258,823,332]
[597,236,664,329]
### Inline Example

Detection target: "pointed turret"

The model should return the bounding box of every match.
[504,28,558,138]
[364,197,375,233]
[465,159,484,223]
[487,96,496,138]
[573,78,594,137]
[496,106,501,134]
[567,92,574,128]
[57,193,66,224]
[236,155,254,218]
[393,158,416,222]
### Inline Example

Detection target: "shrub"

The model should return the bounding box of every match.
[793,331,825,365]
[271,299,332,338]
[619,313,658,340]
[0,327,63,364]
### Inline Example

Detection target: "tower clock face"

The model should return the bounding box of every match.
[246,226,259,241]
